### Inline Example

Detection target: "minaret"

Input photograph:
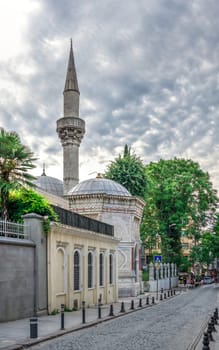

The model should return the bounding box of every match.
[56,40,85,195]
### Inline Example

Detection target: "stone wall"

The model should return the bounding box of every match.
[147,262,178,292]
[0,213,48,322]
[0,238,35,321]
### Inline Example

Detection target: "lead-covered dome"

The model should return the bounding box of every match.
[33,171,63,197]
[68,176,131,197]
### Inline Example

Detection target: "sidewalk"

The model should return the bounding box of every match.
[0,292,162,350]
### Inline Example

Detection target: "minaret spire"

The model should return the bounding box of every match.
[56,40,85,195]
[64,38,79,94]
[63,38,80,118]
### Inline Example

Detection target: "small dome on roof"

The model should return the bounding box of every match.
[33,167,63,197]
[68,175,131,197]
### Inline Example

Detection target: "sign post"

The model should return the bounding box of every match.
[154,256,162,300]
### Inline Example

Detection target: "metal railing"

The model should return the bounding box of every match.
[52,205,114,237]
[0,220,29,239]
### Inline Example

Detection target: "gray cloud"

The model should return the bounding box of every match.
[1,0,219,189]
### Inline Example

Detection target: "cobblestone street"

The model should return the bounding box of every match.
[29,285,219,350]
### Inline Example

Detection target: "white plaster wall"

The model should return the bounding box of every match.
[48,223,119,312]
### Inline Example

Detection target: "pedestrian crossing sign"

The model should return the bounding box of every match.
[154,255,162,264]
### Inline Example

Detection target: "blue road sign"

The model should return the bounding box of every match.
[154,255,162,263]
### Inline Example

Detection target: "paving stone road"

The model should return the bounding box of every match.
[29,285,219,350]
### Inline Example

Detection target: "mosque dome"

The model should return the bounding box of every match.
[68,175,131,197]
[33,168,63,197]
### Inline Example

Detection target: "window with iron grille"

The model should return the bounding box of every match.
[88,252,93,288]
[109,254,113,284]
[99,253,104,286]
[74,251,80,291]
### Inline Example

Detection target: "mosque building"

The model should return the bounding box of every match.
[34,40,145,298]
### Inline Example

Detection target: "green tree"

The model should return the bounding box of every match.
[7,189,58,223]
[141,158,218,265]
[189,233,217,268]
[189,214,219,268]
[0,128,36,220]
[104,144,147,198]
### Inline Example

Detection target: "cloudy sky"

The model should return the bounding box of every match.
[1,0,219,191]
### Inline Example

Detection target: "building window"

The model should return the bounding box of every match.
[56,247,65,294]
[99,253,104,286]
[74,250,80,291]
[182,243,189,249]
[109,253,113,284]
[88,252,93,288]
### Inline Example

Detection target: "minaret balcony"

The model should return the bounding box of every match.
[56,116,85,146]
[57,116,85,130]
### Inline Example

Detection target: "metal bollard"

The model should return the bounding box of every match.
[202,332,210,350]
[130,300,135,310]
[167,291,170,297]
[146,296,149,305]
[98,299,101,319]
[160,294,163,301]
[207,322,214,342]
[171,289,173,296]
[174,289,176,295]
[30,318,38,339]
[214,310,218,324]
[215,307,219,320]
[109,304,114,317]
[139,298,142,308]
[211,316,217,332]
[120,301,125,313]
[164,292,167,299]
[152,296,155,304]
[60,304,65,330]
[82,301,86,324]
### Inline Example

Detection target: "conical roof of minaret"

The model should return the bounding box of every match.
[64,39,80,93]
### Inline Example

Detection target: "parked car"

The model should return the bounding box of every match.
[203,276,214,284]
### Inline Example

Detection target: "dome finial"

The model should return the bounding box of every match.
[96,173,103,178]
[41,163,46,176]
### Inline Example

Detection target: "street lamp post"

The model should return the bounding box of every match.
[168,224,176,290]
[154,235,161,300]
[156,263,160,300]
[169,263,171,290]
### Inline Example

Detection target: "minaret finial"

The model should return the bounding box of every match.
[70,38,73,51]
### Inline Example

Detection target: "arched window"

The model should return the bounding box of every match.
[88,252,93,288]
[99,253,104,286]
[56,247,66,294]
[109,253,113,284]
[74,250,80,291]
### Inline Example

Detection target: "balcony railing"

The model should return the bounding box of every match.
[0,220,29,240]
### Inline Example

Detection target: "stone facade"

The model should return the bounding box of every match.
[68,188,145,297]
